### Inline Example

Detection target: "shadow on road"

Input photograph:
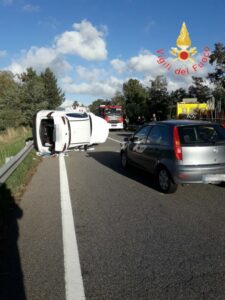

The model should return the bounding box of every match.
[115,132,133,138]
[86,151,158,192]
[0,183,27,300]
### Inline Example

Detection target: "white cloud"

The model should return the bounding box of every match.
[6,20,108,79]
[61,76,73,85]
[8,47,72,75]
[128,51,167,75]
[22,4,40,12]
[62,76,123,98]
[110,51,168,77]
[3,18,215,105]
[55,20,107,61]
[111,59,127,73]
[130,48,215,93]
[76,66,107,81]
[167,80,181,92]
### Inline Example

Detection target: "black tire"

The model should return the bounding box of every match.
[121,151,129,170]
[215,182,225,188]
[157,167,178,194]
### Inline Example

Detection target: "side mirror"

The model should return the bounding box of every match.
[123,137,129,142]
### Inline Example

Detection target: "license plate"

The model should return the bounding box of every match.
[202,174,225,183]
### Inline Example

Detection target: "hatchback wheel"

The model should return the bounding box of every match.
[157,167,178,194]
[121,151,129,169]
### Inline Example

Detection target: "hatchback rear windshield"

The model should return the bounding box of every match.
[178,124,225,145]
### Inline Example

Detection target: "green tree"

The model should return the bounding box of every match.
[41,68,65,109]
[208,43,225,111]
[170,88,189,105]
[72,100,79,109]
[111,92,125,107]
[147,76,170,120]
[123,79,147,123]
[0,71,23,130]
[188,77,211,102]
[89,99,110,113]
[0,67,65,129]
[208,43,225,87]
[20,68,47,126]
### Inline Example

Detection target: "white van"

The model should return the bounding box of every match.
[33,110,109,153]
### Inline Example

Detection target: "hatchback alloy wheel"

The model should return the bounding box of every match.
[157,167,178,194]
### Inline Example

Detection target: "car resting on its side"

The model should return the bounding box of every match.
[120,120,225,194]
[33,110,109,154]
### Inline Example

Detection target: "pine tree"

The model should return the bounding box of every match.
[20,68,47,126]
[41,68,65,109]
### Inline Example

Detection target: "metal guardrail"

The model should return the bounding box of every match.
[0,140,33,185]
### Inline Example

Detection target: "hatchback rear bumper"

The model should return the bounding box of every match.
[173,164,225,184]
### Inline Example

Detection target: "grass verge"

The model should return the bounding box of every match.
[0,127,32,167]
[5,149,41,201]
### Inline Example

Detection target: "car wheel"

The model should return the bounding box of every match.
[157,167,178,194]
[121,151,129,169]
[215,181,225,188]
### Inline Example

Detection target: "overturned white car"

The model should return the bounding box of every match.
[33,110,109,153]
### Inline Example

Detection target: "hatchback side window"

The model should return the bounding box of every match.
[147,125,169,145]
[160,126,170,145]
[133,126,152,143]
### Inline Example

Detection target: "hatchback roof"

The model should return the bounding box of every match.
[146,119,215,126]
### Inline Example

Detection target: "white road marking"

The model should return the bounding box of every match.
[108,137,122,144]
[59,154,85,300]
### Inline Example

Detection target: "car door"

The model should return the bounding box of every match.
[127,125,152,166]
[143,125,170,173]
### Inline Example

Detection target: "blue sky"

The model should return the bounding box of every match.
[0,0,224,105]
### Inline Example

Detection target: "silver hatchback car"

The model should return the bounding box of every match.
[120,120,225,193]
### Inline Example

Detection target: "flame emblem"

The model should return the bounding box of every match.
[170,22,197,62]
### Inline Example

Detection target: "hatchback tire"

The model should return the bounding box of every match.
[157,167,178,194]
[121,151,129,169]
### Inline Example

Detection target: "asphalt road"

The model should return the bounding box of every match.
[1,130,225,299]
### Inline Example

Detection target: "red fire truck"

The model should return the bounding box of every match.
[95,105,124,129]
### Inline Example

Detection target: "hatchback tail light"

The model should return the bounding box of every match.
[173,126,182,160]
[120,116,124,123]
[105,116,109,122]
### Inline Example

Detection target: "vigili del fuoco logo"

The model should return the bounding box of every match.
[156,22,210,76]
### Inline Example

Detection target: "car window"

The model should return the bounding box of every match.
[66,113,88,118]
[133,125,152,143]
[147,125,170,145]
[178,125,225,145]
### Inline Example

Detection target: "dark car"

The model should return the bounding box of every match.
[120,120,225,193]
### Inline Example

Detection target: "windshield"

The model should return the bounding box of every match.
[105,108,122,116]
